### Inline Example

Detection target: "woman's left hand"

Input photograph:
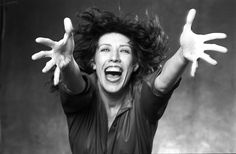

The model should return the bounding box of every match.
[180,9,227,76]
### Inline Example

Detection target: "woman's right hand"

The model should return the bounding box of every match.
[32,18,75,85]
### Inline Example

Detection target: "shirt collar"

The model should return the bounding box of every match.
[116,85,134,117]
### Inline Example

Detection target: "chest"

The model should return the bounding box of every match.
[68,104,138,153]
[67,98,157,154]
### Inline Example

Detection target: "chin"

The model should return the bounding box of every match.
[102,82,123,93]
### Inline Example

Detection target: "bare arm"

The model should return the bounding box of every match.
[32,18,85,94]
[154,9,227,94]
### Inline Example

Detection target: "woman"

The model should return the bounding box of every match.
[32,8,227,154]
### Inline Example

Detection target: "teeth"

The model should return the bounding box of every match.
[104,66,122,82]
[106,67,121,72]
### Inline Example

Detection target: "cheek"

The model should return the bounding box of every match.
[94,54,105,70]
[124,56,134,69]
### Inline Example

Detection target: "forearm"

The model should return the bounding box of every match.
[154,47,188,93]
[60,57,85,94]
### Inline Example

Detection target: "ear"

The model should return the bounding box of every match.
[90,59,96,70]
[92,63,96,70]
[133,64,139,72]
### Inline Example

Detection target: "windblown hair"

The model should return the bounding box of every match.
[50,7,169,91]
[73,7,169,80]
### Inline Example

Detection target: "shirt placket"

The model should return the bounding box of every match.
[106,97,133,154]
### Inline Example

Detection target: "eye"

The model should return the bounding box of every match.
[120,49,131,54]
[100,48,110,52]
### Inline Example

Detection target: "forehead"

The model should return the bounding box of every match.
[98,32,131,46]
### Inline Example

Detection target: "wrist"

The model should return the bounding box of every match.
[178,47,190,65]
[59,56,76,70]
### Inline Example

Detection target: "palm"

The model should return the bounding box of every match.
[32,18,74,85]
[180,9,227,76]
[51,32,74,68]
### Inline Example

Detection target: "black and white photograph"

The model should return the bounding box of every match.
[1,0,236,153]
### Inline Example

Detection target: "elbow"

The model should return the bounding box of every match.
[155,84,171,94]
[154,77,177,94]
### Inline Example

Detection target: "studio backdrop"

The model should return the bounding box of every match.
[1,0,236,153]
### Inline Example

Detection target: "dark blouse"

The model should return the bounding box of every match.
[60,71,179,154]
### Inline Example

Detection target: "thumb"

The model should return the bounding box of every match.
[190,60,198,77]
[53,67,61,85]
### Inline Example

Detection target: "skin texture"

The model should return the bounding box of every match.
[94,32,138,94]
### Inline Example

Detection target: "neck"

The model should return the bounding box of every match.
[98,83,129,108]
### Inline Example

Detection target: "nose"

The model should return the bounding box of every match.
[110,49,121,63]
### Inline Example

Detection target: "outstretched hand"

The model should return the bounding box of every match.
[180,9,227,76]
[32,18,75,85]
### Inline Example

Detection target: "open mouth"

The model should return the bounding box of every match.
[104,66,123,82]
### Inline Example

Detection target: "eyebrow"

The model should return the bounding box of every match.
[98,44,131,48]
[120,45,131,48]
[98,44,111,48]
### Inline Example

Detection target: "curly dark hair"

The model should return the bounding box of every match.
[73,7,169,79]
[50,7,169,91]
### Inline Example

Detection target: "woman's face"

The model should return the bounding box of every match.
[94,32,138,93]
